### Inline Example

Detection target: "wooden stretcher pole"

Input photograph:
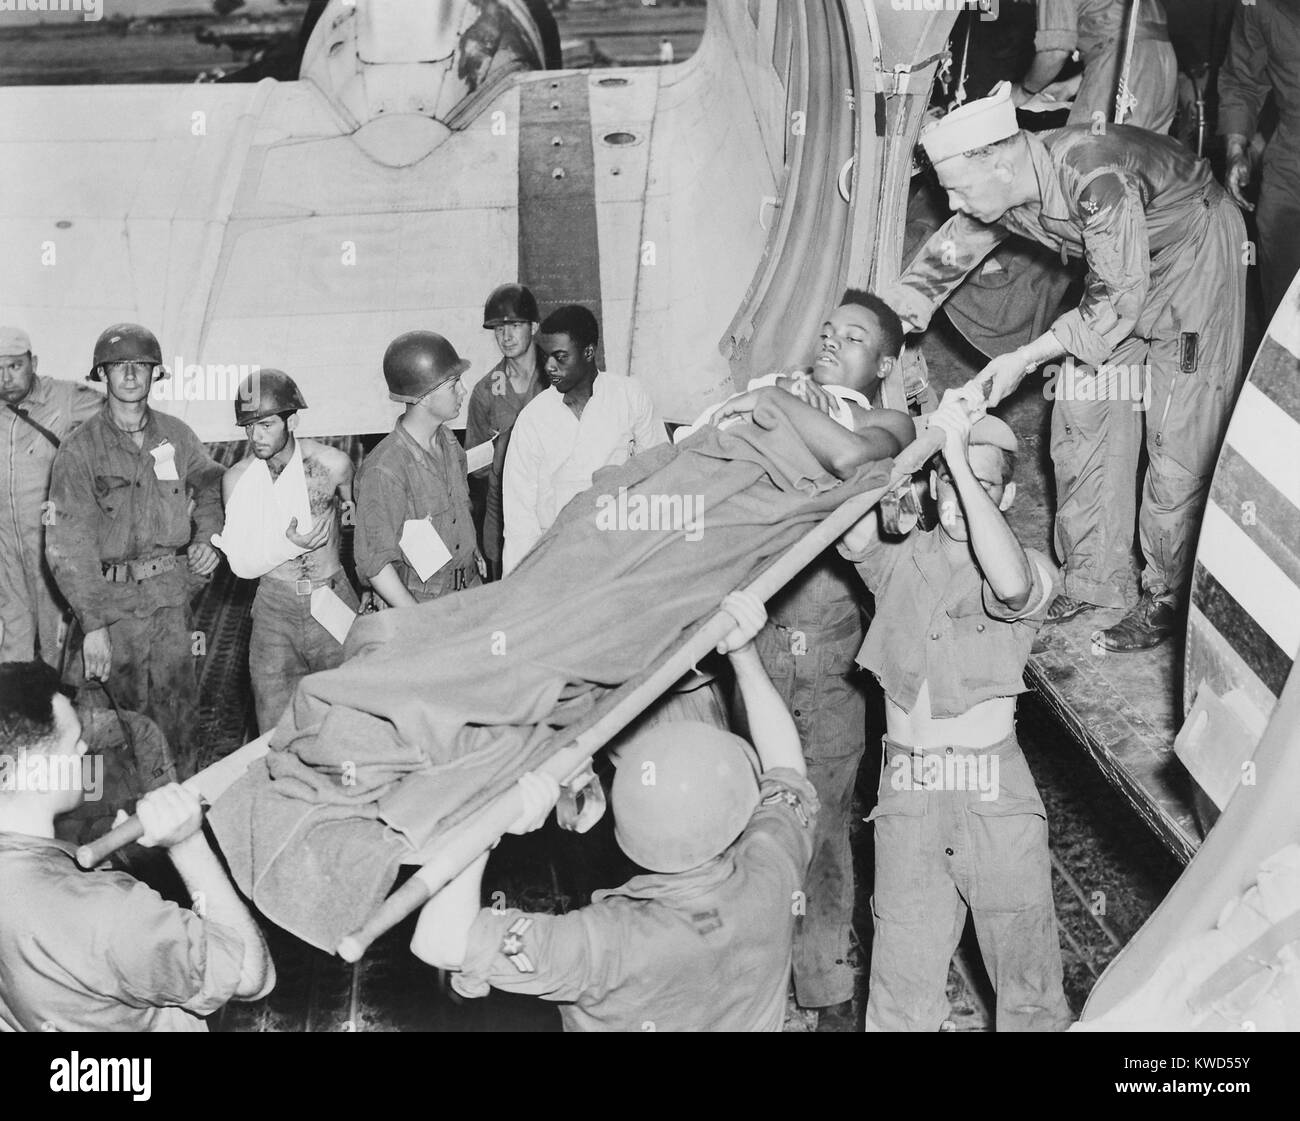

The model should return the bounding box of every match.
[337,423,951,962]
[74,733,274,869]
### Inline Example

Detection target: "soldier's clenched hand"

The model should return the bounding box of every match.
[188,541,220,577]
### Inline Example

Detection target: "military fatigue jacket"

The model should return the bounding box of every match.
[46,408,225,632]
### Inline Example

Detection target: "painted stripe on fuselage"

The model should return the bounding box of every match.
[518,75,604,360]
[1197,502,1300,660]
[1222,382,1300,510]
[1249,333,1300,423]
[1185,603,1278,723]
[1205,446,1300,591]
[1190,562,1293,698]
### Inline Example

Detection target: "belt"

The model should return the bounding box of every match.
[263,569,344,596]
[412,561,475,592]
[881,732,1018,758]
[101,554,179,583]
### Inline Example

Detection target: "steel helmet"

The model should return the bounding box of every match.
[88,323,163,382]
[382,331,471,403]
[611,721,760,873]
[234,368,307,426]
[482,283,539,328]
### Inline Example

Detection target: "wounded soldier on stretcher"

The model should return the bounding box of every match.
[679,287,916,467]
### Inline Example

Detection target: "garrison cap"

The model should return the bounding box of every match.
[920,81,1019,167]
[0,327,33,357]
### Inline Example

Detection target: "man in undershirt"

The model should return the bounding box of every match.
[838,390,1073,1033]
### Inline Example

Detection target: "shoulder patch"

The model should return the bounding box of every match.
[1076,170,1130,218]
[499,916,536,974]
[761,787,811,827]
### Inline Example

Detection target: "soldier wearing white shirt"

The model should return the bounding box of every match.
[501,306,666,574]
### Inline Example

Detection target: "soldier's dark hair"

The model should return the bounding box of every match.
[0,661,74,754]
[838,289,905,358]
[539,305,599,351]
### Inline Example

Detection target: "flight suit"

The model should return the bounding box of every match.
[888,126,1247,609]
[353,420,481,602]
[753,551,867,1010]
[1218,0,1300,321]
[45,407,225,778]
[1036,0,1177,132]
[0,375,102,664]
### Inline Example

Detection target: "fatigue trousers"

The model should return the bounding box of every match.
[248,574,359,735]
[864,734,1072,1033]
[0,526,65,666]
[755,614,867,1009]
[101,605,201,780]
[1257,170,1300,323]
[795,733,867,1008]
[1052,195,1247,608]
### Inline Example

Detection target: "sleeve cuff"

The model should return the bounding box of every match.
[1049,309,1114,368]
[1033,30,1076,53]
[759,767,820,811]
[984,549,1059,622]
[836,539,872,564]
[1217,110,1257,140]
[181,919,248,1015]
[356,546,403,582]
[448,908,500,1000]
[195,520,223,546]
[880,282,934,332]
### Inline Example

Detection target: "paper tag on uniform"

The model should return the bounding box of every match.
[400,518,452,582]
[465,438,495,474]
[150,441,179,481]
[310,586,356,644]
